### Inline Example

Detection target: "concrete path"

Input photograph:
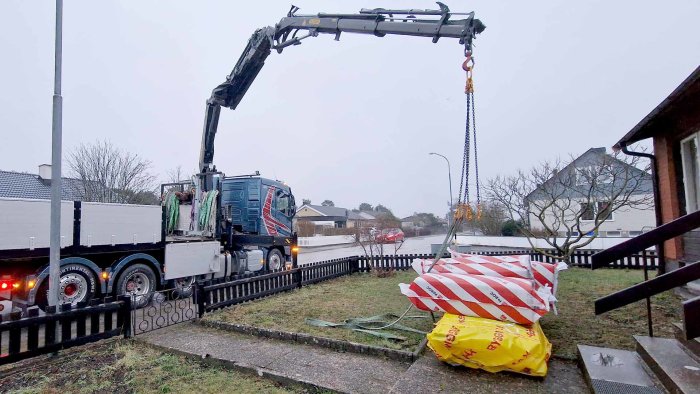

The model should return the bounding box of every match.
[137,323,411,393]
[137,322,588,394]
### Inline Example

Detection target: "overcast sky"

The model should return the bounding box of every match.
[1,1,698,218]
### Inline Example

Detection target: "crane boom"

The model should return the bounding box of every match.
[199,3,485,175]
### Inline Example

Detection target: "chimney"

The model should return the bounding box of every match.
[38,164,52,180]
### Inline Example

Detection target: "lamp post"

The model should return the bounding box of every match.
[48,0,63,309]
[429,152,454,232]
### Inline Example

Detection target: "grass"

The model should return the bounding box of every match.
[204,270,433,351]
[0,340,307,394]
[205,267,682,359]
[540,267,682,359]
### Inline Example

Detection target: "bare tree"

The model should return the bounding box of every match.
[484,150,653,261]
[166,165,187,183]
[355,215,403,277]
[67,140,157,204]
[473,201,506,236]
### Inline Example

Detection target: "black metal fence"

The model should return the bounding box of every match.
[197,249,659,316]
[456,248,659,269]
[0,296,131,366]
[0,247,659,366]
[131,288,198,335]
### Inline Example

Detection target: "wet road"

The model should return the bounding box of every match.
[296,234,449,265]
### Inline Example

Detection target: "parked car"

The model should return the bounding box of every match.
[376,228,405,243]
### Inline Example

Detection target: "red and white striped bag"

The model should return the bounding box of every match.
[448,249,568,295]
[412,258,532,282]
[399,272,555,325]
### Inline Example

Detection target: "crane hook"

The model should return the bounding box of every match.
[462,53,475,93]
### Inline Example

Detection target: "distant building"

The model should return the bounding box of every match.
[525,147,656,238]
[294,204,379,230]
[401,215,426,230]
[0,164,84,200]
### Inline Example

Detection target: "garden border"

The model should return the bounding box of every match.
[199,319,428,363]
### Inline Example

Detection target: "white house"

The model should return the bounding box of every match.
[526,147,656,237]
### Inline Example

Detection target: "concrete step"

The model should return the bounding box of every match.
[635,335,700,394]
[673,322,700,359]
[577,344,664,394]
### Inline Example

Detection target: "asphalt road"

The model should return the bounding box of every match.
[297,234,449,265]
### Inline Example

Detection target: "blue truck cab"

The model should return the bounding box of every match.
[218,175,296,270]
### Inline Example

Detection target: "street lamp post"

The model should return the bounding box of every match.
[48,0,64,309]
[429,152,454,233]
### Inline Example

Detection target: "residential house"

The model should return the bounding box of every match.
[0,165,84,200]
[294,205,385,234]
[295,204,350,228]
[348,211,377,228]
[525,147,656,238]
[613,65,700,285]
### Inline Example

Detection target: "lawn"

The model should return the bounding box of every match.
[0,340,307,394]
[540,267,681,359]
[205,267,682,359]
[204,270,434,351]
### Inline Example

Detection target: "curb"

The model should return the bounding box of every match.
[135,338,338,394]
[200,319,424,363]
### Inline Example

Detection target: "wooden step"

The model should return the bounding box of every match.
[673,322,700,359]
[577,344,663,393]
[635,335,700,394]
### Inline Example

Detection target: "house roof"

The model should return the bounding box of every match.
[525,147,653,201]
[299,204,348,218]
[0,170,84,200]
[357,211,379,220]
[348,211,363,220]
[614,65,700,149]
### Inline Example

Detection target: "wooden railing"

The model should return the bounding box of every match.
[592,211,700,340]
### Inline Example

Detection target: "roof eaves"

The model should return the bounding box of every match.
[614,65,700,149]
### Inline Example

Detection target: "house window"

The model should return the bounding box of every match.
[597,201,613,221]
[580,201,613,221]
[580,203,594,220]
[680,132,700,213]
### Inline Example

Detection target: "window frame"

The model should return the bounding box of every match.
[580,200,614,222]
[680,131,700,213]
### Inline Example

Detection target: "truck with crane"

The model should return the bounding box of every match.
[0,3,484,314]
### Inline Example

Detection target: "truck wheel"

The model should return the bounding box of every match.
[115,264,157,309]
[36,264,98,310]
[266,249,284,271]
[171,276,195,299]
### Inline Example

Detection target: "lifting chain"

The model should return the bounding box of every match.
[455,52,481,223]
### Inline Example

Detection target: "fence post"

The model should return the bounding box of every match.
[295,267,303,289]
[118,295,133,338]
[195,282,206,319]
[350,256,359,274]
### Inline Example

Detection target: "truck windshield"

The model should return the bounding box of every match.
[277,192,290,214]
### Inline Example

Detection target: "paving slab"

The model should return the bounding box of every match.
[137,323,411,393]
[577,345,662,394]
[389,354,588,394]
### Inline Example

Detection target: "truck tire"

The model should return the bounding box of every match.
[266,249,284,271]
[115,264,157,309]
[36,264,98,311]
[171,276,195,299]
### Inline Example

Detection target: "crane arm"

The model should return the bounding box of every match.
[199,3,485,174]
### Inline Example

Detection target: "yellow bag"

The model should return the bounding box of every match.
[427,314,552,377]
